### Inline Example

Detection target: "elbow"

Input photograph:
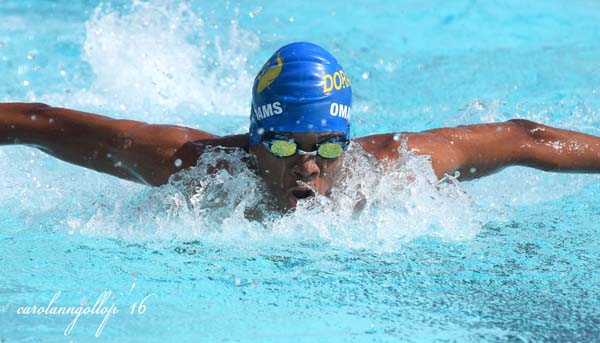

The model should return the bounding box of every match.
[26,103,53,124]
[507,118,551,147]
[507,119,541,134]
[505,119,545,165]
[30,102,51,109]
[508,119,568,148]
[507,119,561,170]
[28,103,52,115]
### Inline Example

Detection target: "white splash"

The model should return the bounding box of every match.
[41,0,259,121]
[62,143,480,252]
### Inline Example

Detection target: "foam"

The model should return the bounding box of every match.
[38,0,259,123]
[58,143,480,253]
[3,0,598,254]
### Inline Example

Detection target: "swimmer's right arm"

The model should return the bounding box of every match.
[0,103,247,185]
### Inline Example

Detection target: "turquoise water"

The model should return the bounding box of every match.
[1,0,600,341]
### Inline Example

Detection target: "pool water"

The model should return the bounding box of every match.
[1,0,600,341]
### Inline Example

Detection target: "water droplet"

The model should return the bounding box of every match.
[30,115,36,120]
[289,17,295,22]
[79,296,89,306]
[469,167,477,174]
[362,72,369,79]
[365,323,377,334]
[174,159,182,167]
[122,139,133,149]
[248,6,263,18]
[23,80,30,86]
[48,118,54,123]
[257,128,265,135]
[393,133,401,141]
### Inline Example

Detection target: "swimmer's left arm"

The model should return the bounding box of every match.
[424,120,600,180]
[359,120,600,180]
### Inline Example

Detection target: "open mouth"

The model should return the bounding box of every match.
[292,189,315,199]
[287,188,315,208]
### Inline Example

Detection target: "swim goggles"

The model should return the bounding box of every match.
[262,134,349,159]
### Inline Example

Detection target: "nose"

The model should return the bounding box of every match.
[291,156,320,180]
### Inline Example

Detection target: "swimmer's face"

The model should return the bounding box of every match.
[250,132,345,210]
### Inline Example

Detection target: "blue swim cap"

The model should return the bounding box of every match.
[249,42,352,145]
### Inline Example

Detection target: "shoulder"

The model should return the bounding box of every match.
[177,133,250,167]
[353,132,456,160]
[354,132,465,178]
[191,133,250,152]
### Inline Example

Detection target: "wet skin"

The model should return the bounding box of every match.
[3,103,600,211]
[249,132,344,210]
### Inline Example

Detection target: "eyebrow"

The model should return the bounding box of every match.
[263,132,343,141]
[317,134,344,142]
[263,132,344,140]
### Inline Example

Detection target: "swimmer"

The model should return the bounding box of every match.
[2,42,600,210]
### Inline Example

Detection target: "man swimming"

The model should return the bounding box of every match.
[1,42,600,210]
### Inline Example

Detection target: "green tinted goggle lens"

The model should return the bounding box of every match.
[317,142,344,158]
[270,140,297,157]
[264,137,347,159]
